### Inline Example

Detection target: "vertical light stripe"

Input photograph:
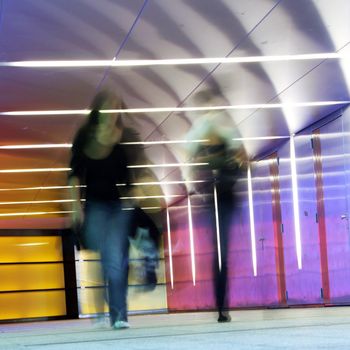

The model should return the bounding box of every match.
[166,208,174,289]
[290,135,302,269]
[247,165,258,276]
[213,184,222,271]
[187,196,196,286]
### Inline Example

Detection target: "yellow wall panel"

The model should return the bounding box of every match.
[78,285,167,315]
[0,263,65,292]
[0,236,63,263]
[128,285,167,311]
[0,291,66,320]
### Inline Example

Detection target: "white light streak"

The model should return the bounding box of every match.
[213,184,222,272]
[290,135,302,270]
[187,196,196,286]
[1,101,348,116]
[0,168,70,173]
[166,208,174,289]
[0,199,75,205]
[247,165,258,277]
[0,210,73,217]
[0,144,72,150]
[128,162,207,169]
[1,52,349,68]
[15,243,48,247]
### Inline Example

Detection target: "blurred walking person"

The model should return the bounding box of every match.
[185,89,247,322]
[69,91,134,329]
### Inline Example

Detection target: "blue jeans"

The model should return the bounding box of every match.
[83,200,132,323]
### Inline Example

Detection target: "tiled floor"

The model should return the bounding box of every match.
[2,307,350,349]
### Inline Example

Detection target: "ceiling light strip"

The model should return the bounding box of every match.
[0,137,288,149]
[0,180,206,192]
[0,144,72,149]
[1,52,348,68]
[1,101,349,116]
[0,210,73,217]
[0,168,70,173]
[0,163,205,173]
[0,199,75,205]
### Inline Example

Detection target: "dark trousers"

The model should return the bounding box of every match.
[213,188,235,314]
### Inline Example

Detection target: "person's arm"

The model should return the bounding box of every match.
[68,130,85,227]
[68,175,83,227]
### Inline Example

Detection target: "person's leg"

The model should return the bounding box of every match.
[82,201,109,320]
[101,202,132,326]
[215,193,234,322]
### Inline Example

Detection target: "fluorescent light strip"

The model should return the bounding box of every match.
[247,165,258,277]
[213,184,222,272]
[0,185,75,191]
[16,243,48,247]
[0,210,73,217]
[187,196,196,286]
[166,208,174,289]
[130,180,206,186]
[128,162,207,169]
[0,163,205,173]
[0,168,70,173]
[1,101,349,116]
[0,140,208,149]
[290,135,302,270]
[1,52,348,68]
[120,194,182,200]
[0,199,75,205]
[0,144,72,150]
[122,139,208,145]
[0,180,206,192]
[233,136,290,141]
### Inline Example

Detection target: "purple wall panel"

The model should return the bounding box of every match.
[166,203,194,310]
[319,117,350,302]
[229,192,259,307]
[278,139,323,304]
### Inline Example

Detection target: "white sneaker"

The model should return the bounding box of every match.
[91,316,109,329]
[113,320,130,329]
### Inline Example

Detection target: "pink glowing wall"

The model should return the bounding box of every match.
[164,106,350,310]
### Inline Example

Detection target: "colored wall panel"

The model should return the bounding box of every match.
[0,291,66,320]
[0,236,63,263]
[0,263,65,292]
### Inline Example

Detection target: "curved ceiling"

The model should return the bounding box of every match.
[0,0,349,227]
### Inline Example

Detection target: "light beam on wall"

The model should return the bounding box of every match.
[187,196,196,286]
[166,208,174,290]
[290,135,303,270]
[247,165,258,277]
[213,184,222,272]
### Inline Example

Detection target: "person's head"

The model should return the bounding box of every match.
[89,90,125,130]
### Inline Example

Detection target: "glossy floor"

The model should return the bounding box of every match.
[1,307,350,349]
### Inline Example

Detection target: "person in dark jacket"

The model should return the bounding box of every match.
[185,89,247,323]
[69,91,136,329]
